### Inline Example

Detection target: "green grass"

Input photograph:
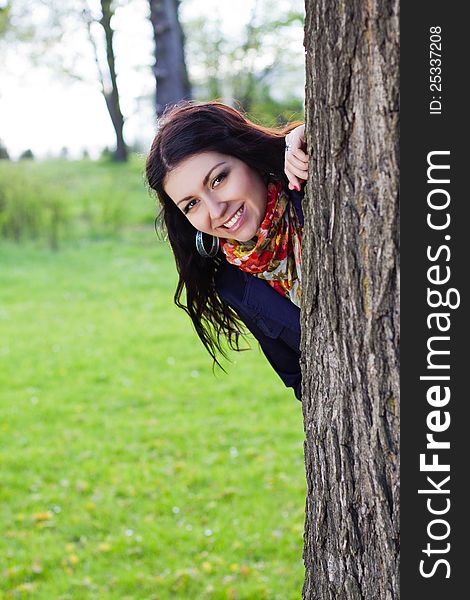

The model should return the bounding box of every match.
[0,223,305,598]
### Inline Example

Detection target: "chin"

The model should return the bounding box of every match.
[234,229,256,243]
[234,218,261,243]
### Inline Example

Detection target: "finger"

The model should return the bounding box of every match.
[285,139,308,162]
[284,166,300,190]
[286,153,309,172]
[285,163,308,182]
[285,154,308,184]
[285,158,308,181]
[286,176,299,190]
[288,180,301,191]
[289,148,308,163]
[285,134,302,152]
[285,137,306,156]
[286,140,306,160]
[285,170,302,191]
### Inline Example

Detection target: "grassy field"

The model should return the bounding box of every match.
[0,159,306,599]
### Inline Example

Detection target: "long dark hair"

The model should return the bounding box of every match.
[145,100,301,366]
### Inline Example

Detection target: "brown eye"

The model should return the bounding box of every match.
[183,199,197,214]
[212,171,227,188]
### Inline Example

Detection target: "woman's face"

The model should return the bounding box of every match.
[164,151,268,243]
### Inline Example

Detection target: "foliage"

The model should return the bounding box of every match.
[183,0,305,122]
[0,156,153,248]
[0,160,68,249]
[19,148,35,160]
[0,235,305,599]
[0,139,10,160]
[0,1,11,37]
[246,92,304,130]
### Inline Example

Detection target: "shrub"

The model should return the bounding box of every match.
[19,149,35,160]
[0,155,150,247]
[0,162,70,249]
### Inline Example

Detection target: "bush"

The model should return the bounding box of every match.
[0,162,70,249]
[19,149,35,160]
[0,156,151,248]
[78,176,128,235]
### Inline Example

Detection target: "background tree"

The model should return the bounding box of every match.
[149,0,191,116]
[19,149,34,161]
[1,0,134,161]
[301,1,399,598]
[84,0,128,161]
[0,139,10,160]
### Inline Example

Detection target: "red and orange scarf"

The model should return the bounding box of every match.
[220,181,303,307]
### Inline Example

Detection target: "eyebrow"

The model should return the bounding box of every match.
[176,161,227,207]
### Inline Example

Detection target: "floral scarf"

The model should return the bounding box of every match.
[220,181,303,307]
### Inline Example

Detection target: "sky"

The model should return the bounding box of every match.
[0,0,304,160]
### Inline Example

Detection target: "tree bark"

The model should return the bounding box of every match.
[149,0,191,117]
[99,0,128,162]
[301,1,399,599]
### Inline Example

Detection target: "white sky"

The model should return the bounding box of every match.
[0,0,304,159]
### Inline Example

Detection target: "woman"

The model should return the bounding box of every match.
[146,101,308,400]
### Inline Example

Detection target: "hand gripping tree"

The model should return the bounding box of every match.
[301,1,399,598]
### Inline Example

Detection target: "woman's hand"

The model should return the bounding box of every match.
[284,124,308,191]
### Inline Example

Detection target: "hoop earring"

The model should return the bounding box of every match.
[264,171,278,184]
[195,231,219,258]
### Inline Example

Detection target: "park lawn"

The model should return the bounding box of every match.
[0,232,306,599]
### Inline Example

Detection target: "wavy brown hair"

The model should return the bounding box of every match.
[145,100,301,367]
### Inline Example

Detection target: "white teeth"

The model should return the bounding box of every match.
[223,207,243,228]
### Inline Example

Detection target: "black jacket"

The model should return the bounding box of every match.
[214,189,303,400]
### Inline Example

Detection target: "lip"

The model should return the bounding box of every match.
[219,204,245,233]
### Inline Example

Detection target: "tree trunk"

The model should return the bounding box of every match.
[149,0,191,117]
[301,1,400,599]
[99,0,128,162]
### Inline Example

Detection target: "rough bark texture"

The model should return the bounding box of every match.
[99,0,128,162]
[149,0,191,116]
[301,1,399,599]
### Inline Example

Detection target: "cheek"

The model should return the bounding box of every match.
[185,207,210,231]
[254,188,267,216]
[244,172,266,209]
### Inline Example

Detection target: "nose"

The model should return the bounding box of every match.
[203,193,226,221]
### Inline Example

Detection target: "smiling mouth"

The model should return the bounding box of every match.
[222,205,244,229]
